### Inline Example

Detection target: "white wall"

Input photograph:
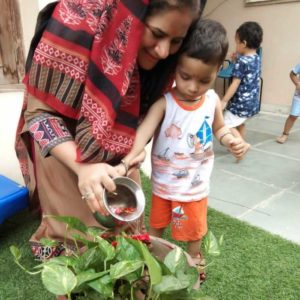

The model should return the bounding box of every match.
[39,0,56,9]
[18,0,39,56]
[18,0,56,56]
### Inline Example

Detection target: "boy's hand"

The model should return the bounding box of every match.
[114,150,147,177]
[228,137,250,159]
[128,150,146,168]
[229,51,237,62]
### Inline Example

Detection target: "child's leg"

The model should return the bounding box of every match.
[284,115,298,133]
[236,123,246,140]
[149,194,171,238]
[170,199,207,283]
[187,239,206,283]
[187,239,202,257]
[276,115,298,143]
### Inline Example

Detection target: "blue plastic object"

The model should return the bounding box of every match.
[0,175,29,224]
[218,59,234,79]
[218,59,234,94]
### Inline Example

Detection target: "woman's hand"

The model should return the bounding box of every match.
[76,162,119,215]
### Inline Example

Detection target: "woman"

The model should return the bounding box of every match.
[15,0,204,259]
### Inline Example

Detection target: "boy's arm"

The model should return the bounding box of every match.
[290,71,300,91]
[116,97,166,176]
[221,77,241,110]
[213,98,247,159]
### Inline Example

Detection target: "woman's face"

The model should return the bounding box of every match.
[138,8,194,70]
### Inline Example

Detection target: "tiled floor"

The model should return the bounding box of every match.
[1,91,300,244]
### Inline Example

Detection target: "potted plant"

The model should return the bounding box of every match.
[11,215,220,299]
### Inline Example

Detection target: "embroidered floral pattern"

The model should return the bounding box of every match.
[102,16,133,75]
[121,65,140,107]
[59,0,118,42]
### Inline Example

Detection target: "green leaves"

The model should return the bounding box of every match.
[126,236,162,285]
[203,230,223,257]
[88,274,113,298]
[10,216,222,299]
[154,247,199,294]
[154,275,188,293]
[42,264,77,296]
[10,245,21,261]
[110,260,144,279]
[164,246,187,274]
[116,236,142,261]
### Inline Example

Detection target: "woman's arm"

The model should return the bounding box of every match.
[24,96,119,214]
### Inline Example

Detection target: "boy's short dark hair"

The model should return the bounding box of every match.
[179,19,228,67]
[236,21,263,49]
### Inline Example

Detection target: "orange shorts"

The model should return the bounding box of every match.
[149,194,208,242]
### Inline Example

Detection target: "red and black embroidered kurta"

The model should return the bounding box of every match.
[16,0,149,180]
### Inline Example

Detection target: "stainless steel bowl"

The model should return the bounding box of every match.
[94,177,145,228]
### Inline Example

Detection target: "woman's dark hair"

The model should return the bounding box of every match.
[236,21,263,49]
[146,0,200,18]
[178,19,228,67]
[140,0,207,114]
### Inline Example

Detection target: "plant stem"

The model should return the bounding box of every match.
[15,259,41,275]
[130,286,134,300]
[146,284,153,300]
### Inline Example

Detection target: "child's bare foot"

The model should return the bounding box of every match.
[236,143,250,163]
[191,253,206,284]
[276,133,289,144]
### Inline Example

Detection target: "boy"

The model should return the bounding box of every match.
[116,19,249,280]
[276,63,300,143]
[221,21,263,149]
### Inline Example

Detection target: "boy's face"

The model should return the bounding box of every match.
[175,54,220,101]
[235,34,246,55]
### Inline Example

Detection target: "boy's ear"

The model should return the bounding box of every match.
[242,40,247,47]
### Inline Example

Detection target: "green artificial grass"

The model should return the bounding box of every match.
[1,173,300,300]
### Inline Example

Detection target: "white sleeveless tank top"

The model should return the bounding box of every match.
[151,89,218,202]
